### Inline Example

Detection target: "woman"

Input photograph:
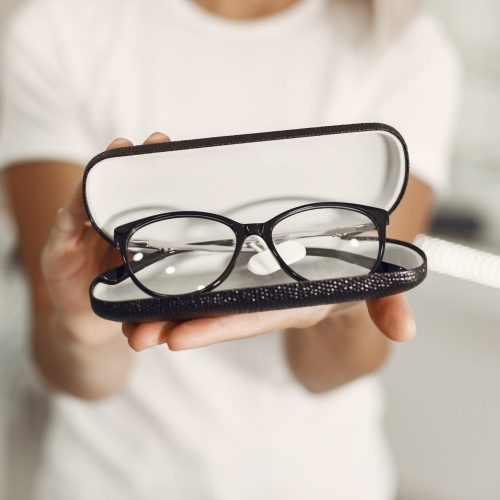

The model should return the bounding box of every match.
[0,0,459,498]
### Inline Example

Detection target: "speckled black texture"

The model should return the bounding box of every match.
[90,241,427,322]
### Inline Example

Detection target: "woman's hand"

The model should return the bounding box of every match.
[41,133,172,346]
[41,173,121,345]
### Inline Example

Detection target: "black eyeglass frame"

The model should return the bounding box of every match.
[113,202,389,298]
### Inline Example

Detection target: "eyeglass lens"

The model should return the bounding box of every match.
[272,207,380,280]
[126,217,237,295]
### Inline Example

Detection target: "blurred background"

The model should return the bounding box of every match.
[381,2,500,500]
[0,1,499,499]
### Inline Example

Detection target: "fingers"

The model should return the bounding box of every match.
[143,131,171,144]
[122,321,177,351]
[366,294,416,342]
[163,305,333,351]
[121,303,357,353]
[107,138,133,150]
[120,299,334,352]
[121,313,281,352]
[106,132,170,151]
[167,313,280,351]
[121,308,323,352]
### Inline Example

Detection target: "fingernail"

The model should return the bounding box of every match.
[113,138,131,145]
[107,138,132,150]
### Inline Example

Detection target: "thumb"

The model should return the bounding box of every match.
[42,180,88,277]
[49,180,87,242]
[366,293,416,342]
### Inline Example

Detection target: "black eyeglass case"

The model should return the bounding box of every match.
[83,123,427,322]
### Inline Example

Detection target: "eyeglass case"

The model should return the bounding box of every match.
[83,123,427,322]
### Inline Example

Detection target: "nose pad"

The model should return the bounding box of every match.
[244,235,268,253]
[245,236,306,276]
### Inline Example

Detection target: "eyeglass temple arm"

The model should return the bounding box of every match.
[306,247,404,273]
[124,222,376,254]
[99,245,403,286]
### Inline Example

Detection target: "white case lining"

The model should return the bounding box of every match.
[85,129,406,240]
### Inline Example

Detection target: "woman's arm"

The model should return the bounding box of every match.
[283,175,434,392]
[6,160,131,400]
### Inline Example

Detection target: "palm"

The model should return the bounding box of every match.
[42,189,124,342]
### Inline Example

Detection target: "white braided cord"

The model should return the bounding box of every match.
[416,234,500,290]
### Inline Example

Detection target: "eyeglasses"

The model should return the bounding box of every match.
[113,202,397,297]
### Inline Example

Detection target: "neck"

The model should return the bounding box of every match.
[194,0,299,20]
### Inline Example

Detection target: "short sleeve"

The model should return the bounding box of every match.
[364,15,462,195]
[0,0,95,170]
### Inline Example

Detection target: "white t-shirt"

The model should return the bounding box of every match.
[0,0,460,499]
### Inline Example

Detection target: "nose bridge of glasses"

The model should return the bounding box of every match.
[242,223,266,237]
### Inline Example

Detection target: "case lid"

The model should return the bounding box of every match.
[83,123,408,242]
